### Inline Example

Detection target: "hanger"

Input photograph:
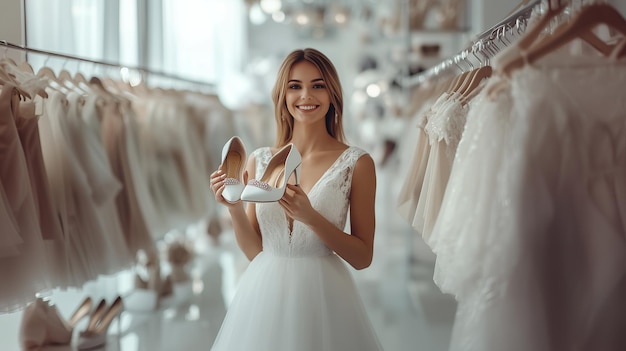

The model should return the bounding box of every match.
[451,38,492,97]
[58,69,73,84]
[516,0,568,50]
[0,58,48,99]
[89,76,114,97]
[37,65,66,93]
[0,44,19,68]
[494,0,567,74]
[73,71,93,93]
[460,65,492,104]
[36,56,56,82]
[19,61,34,74]
[72,61,95,93]
[0,64,33,100]
[89,76,131,107]
[613,37,626,59]
[446,70,471,94]
[501,3,626,76]
[60,68,90,95]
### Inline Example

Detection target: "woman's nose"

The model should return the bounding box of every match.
[300,89,313,100]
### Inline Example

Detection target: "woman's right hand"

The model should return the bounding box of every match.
[210,166,247,207]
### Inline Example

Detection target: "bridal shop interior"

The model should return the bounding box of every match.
[2,0,626,350]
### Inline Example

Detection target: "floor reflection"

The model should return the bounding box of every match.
[1,163,456,351]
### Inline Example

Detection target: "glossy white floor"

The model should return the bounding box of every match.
[0,164,457,351]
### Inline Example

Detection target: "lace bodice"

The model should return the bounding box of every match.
[251,146,367,257]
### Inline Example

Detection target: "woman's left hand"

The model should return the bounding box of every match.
[279,184,318,225]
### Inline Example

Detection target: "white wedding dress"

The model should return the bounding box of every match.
[211,146,383,351]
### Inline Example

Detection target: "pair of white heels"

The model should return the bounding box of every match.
[19,296,123,350]
[220,136,302,203]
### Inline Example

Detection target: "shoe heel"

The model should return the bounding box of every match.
[293,163,302,185]
[77,296,124,350]
[220,136,247,203]
[240,143,302,203]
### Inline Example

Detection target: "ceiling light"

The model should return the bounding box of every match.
[366,83,381,98]
[295,13,310,25]
[260,0,282,14]
[272,11,286,23]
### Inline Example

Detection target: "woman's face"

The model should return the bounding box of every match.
[285,60,331,126]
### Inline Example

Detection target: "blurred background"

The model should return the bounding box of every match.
[1,1,625,350]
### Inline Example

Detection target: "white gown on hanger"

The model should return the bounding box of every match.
[416,92,468,241]
[445,47,626,351]
[211,146,383,351]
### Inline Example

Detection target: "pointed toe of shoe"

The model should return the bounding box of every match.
[222,184,245,203]
[240,185,281,203]
[77,331,107,350]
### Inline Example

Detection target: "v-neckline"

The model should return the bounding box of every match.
[273,146,351,236]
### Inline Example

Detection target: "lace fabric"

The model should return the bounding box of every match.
[251,146,366,257]
[440,52,626,351]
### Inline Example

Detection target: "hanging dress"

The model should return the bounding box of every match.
[0,85,47,312]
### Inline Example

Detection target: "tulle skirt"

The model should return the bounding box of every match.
[211,252,383,351]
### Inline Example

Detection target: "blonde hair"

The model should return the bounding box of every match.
[271,48,345,147]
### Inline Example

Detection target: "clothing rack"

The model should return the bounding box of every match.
[404,0,542,87]
[0,40,215,89]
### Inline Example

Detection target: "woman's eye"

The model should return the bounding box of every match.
[289,84,301,89]
[313,84,326,89]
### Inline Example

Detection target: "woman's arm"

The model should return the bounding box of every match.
[210,155,263,260]
[281,155,377,270]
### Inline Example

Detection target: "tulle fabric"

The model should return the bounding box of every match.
[134,95,194,232]
[66,93,132,276]
[0,85,48,312]
[442,50,626,351]
[211,252,382,351]
[428,77,515,298]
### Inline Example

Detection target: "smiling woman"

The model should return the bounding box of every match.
[272,48,346,146]
[209,48,382,351]
[285,61,332,126]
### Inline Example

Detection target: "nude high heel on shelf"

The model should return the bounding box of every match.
[240,143,302,203]
[19,296,93,348]
[19,298,48,350]
[77,296,124,350]
[220,136,247,203]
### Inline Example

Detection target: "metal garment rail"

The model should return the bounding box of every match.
[403,0,542,87]
[0,40,215,89]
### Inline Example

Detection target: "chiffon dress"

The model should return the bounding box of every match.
[211,146,383,351]
[0,85,48,312]
[396,95,438,225]
[416,92,468,242]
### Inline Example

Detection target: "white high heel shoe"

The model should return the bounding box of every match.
[220,136,247,203]
[240,143,302,203]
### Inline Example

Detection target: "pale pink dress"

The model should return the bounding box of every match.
[0,85,48,312]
